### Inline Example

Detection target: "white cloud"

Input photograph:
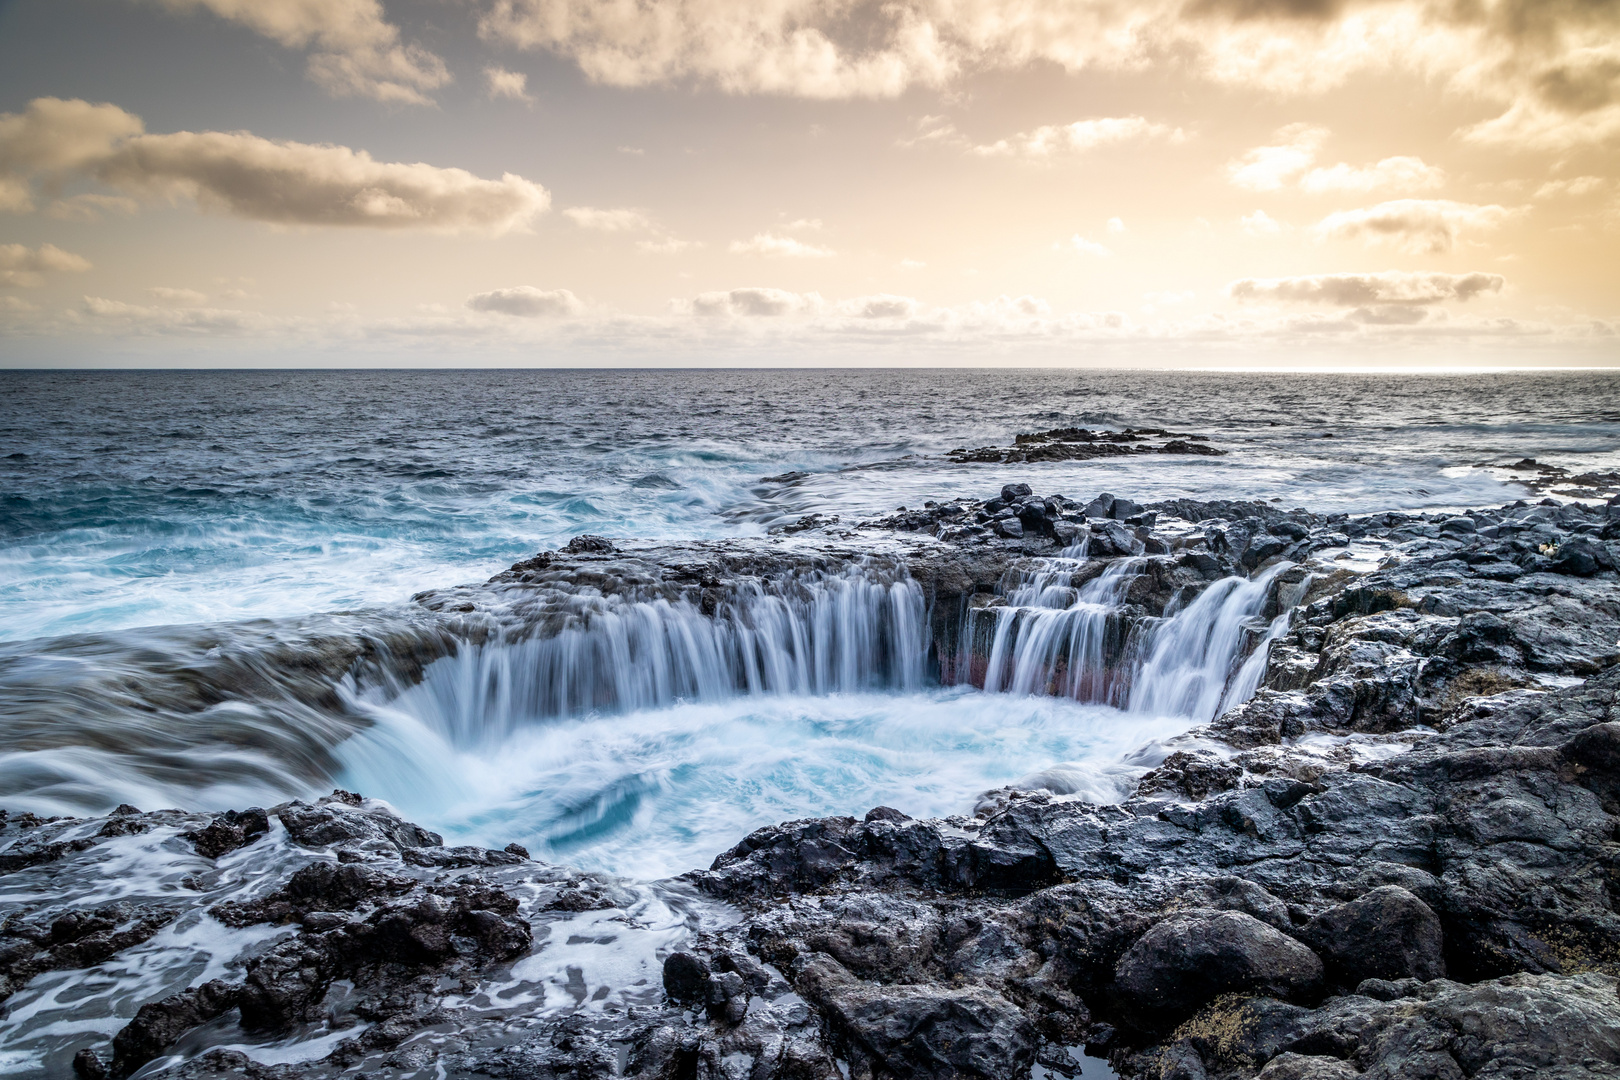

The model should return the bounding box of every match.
[636,237,695,254]
[0,98,551,234]
[485,66,534,102]
[473,2,1620,150]
[1300,156,1445,194]
[1535,176,1607,199]
[1065,235,1111,257]
[44,193,140,221]
[1313,199,1517,254]
[0,242,91,287]
[465,286,583,317]
[690,287,823,316]
[564,206,654,232]
[1106,217,1125,234]
[147,286,208,306]
[1227,124,1328,191]
[899,258,926,269]
[1241,209,1285,235]
[150,0,450,105]
[840,293,920,319]
[1230,127,1444,197]
[1229,271,1505,306]
[729,232,834,257]
[908,115,1181,158]
[78,294,272,334]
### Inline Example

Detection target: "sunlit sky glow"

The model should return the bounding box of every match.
[0,0,1616,367]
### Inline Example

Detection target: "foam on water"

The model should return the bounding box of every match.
[336,688,1195,879]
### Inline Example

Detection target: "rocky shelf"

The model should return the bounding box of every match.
[4,489,1620,1079]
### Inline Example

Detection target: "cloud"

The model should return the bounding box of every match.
[78,294,272,334]
[1241,209,1285,235]
[564,206,654,232]
[0,98,145,211]
[485,66,534,102]
[1300,156,1445,193]
[1227,124,1328,191]
[0,98,550,234]
[147,286,209,306]
[840,293,921,319]
[899,258,926,269]
[1535,175,1607,199]
[781,218,823,230]
[689,287,823,316]
[636,237,695,254]
[1107,217,1126,234]
[729,233,834,257]
[149,0,450,105]
[1229,271,1505,306]
[0,243,92,287]
[44,193,140,221]
[1229,126,1445,197]
[465,286,583,317]
[1312,199,1517,253]
[473,1,1620,150]
[1065,235,1112,257]
[908,115,1181,157]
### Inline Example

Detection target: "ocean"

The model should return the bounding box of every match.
[2,368,1616,877]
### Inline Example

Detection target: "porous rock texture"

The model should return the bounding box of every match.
[4,490,1620,1078]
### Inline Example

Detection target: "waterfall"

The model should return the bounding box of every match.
[957,557,1288,723]
[976,559,1142,701]
[372,562,929,748]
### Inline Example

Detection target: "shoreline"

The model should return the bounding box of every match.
[2,489,1618,1079]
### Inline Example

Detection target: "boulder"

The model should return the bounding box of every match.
[1303,885,1445,987]
[662,951,710,1003]
[797,954,1036,1080]
[1114,910,1323,1023]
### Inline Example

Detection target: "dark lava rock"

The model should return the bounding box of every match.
[1302,885,1445,987]
[797,953,1036,1079]
[111,979,240,1077]
[562,534,614,554]
[275,799,442,852]
[1113,911,1323,1024]
[181,807,268,859]
[663,951,711,1002]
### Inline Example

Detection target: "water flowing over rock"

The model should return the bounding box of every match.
[4,489,1620,1078]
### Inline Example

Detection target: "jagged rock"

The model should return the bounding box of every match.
[275,799,442,852]
[182,807,269,858]
[796,953,1037,1079]
[663,951,711,1002]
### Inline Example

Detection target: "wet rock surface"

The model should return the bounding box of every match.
[5,487,1620,1078]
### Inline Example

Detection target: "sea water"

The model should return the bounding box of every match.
[2,368,1616,877]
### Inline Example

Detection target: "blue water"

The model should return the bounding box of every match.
[4,368,1616,642]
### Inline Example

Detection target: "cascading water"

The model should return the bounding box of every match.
[0,548,1295,878]
[367,562,929,747]
[957,556,1287,723]
[326,550,1292,874]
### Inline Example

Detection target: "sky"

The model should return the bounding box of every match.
[0,0,1616,368]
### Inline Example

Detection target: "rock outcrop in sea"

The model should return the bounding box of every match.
[4,486,1620,1078]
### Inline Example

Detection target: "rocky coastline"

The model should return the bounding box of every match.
[4,485,1620,1079]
